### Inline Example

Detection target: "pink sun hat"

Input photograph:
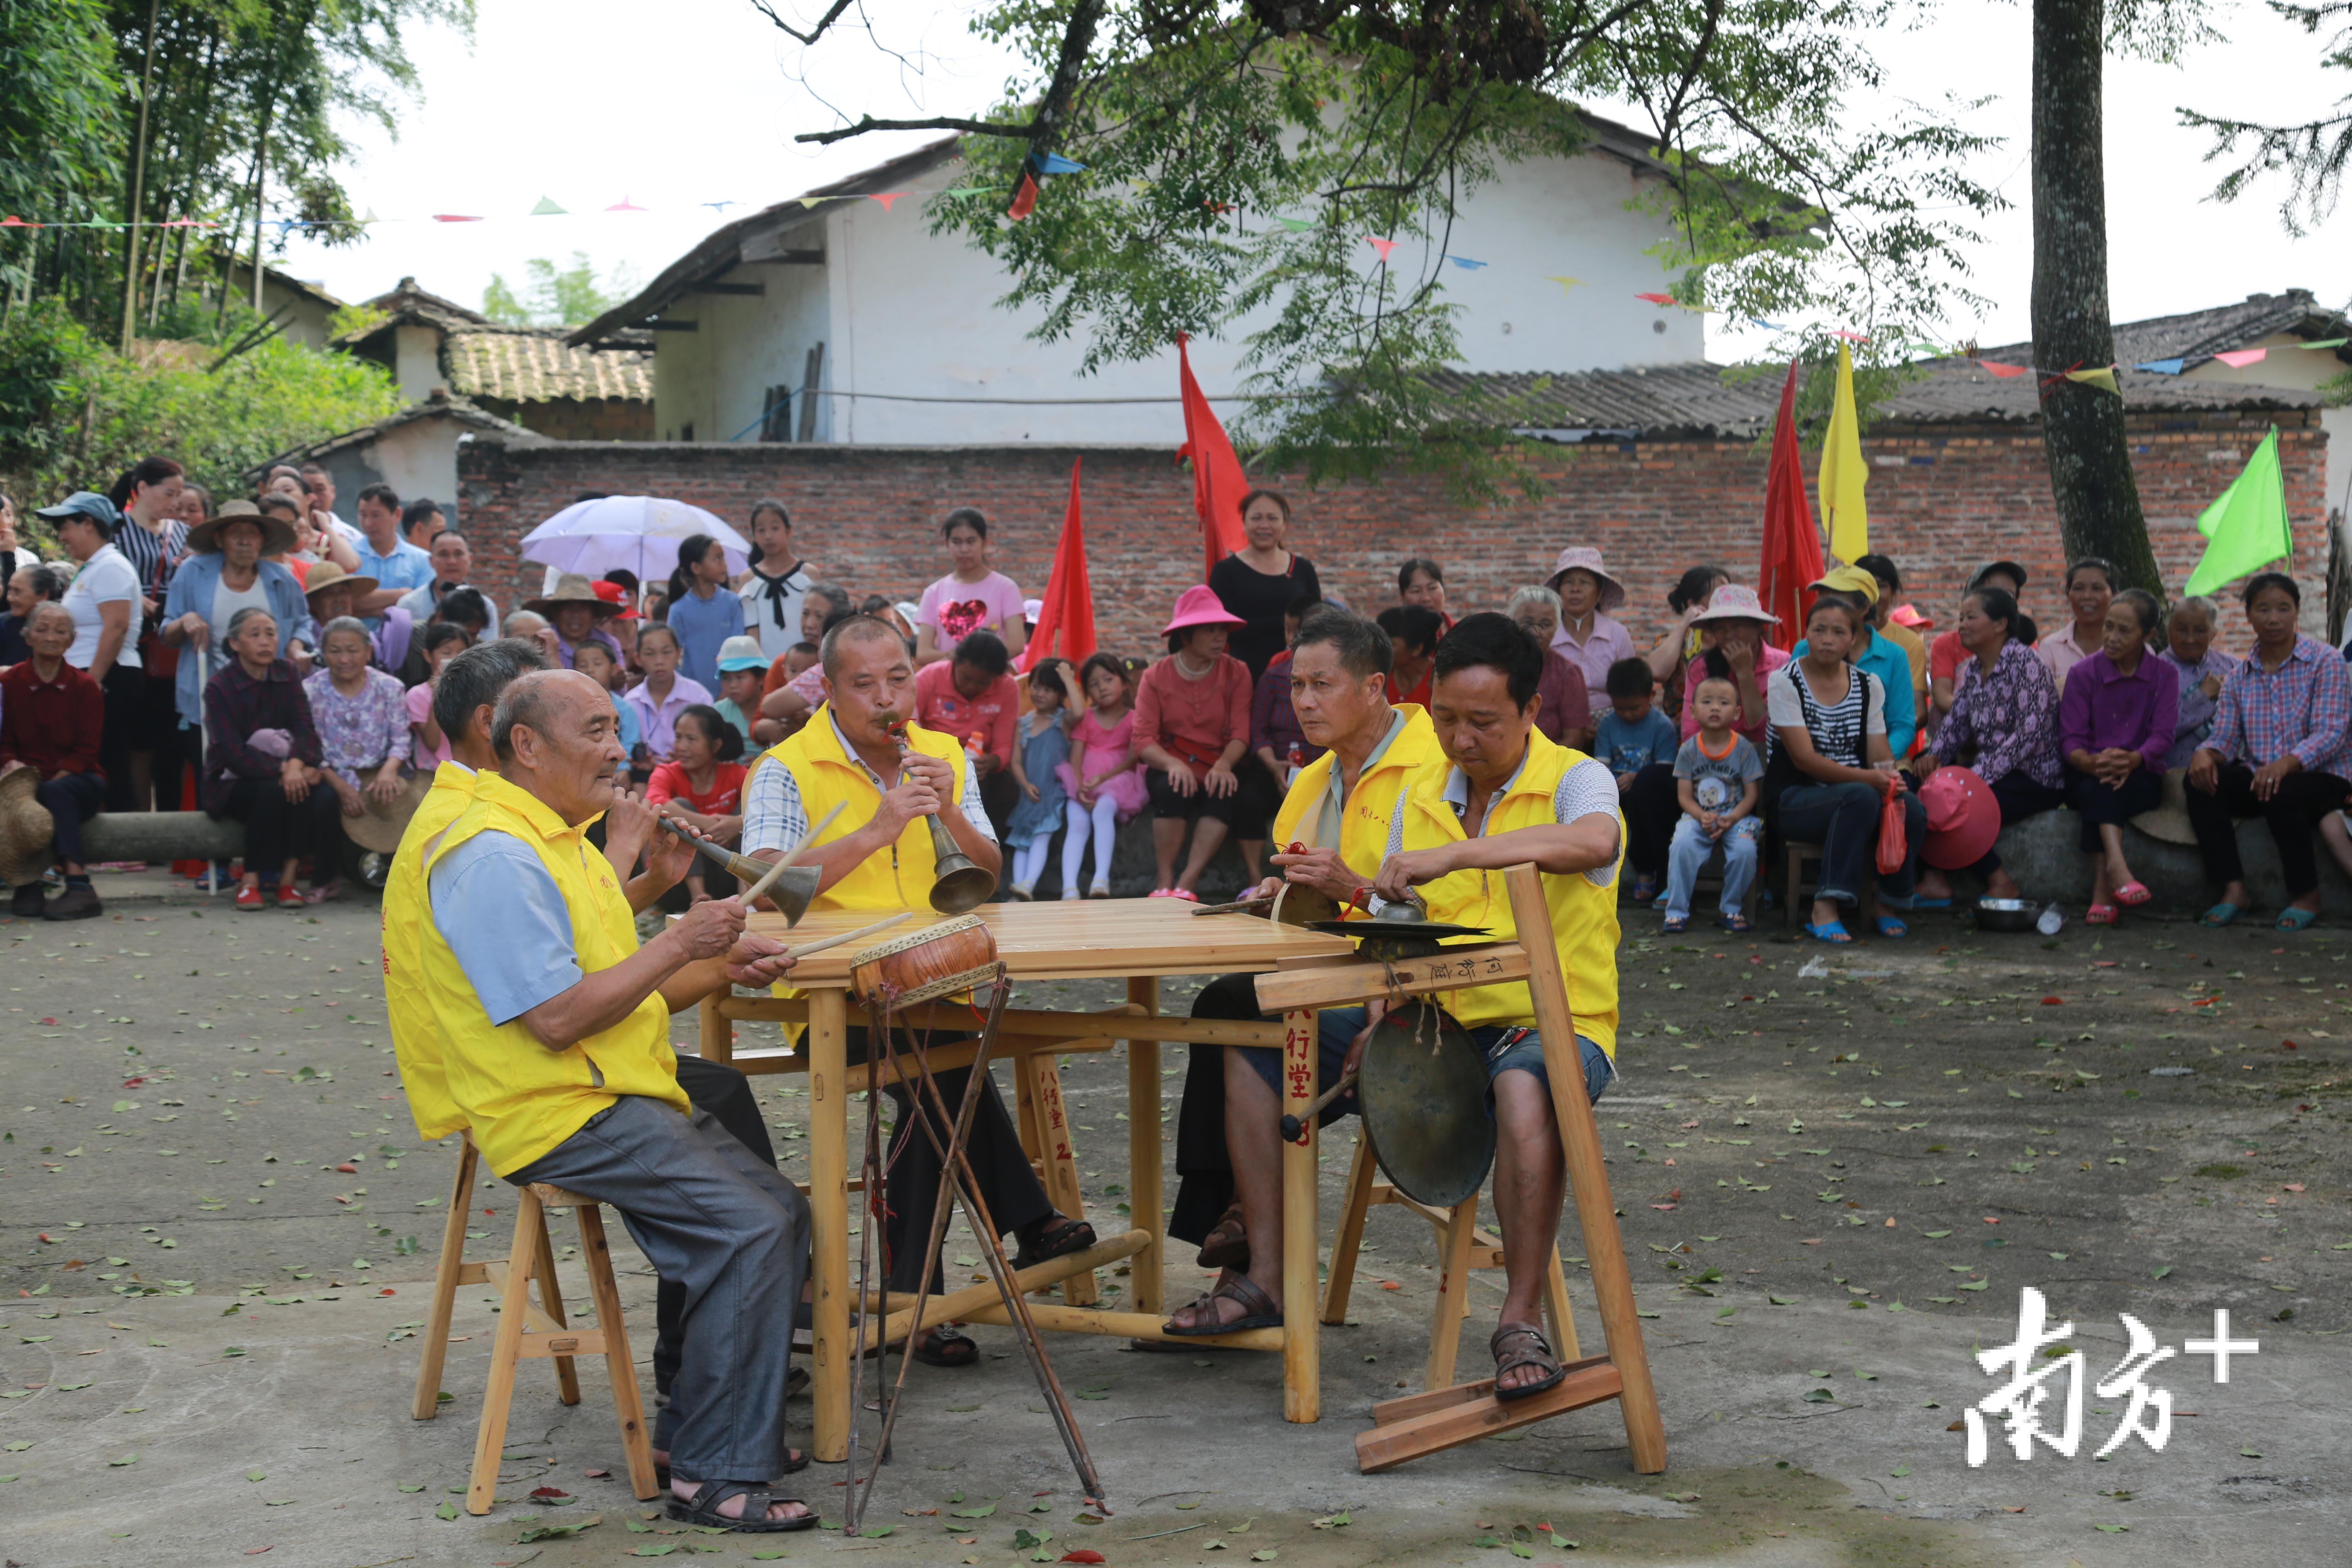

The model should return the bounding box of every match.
[1162,584,1245,636]
[1919,766,2000,871]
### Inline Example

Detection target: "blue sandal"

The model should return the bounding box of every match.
[1875,915,1909,939]
[1908,896,1953,910]
[1662,913,1690,934]
[1716,911,1752,933]
[1803,920,1854,944]
[2199,902,2241,928]
[2277,906,2320,931]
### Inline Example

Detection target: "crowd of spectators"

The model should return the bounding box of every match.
[7,461,2352,935]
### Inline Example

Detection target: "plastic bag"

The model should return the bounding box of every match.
[1875,778,1908,875]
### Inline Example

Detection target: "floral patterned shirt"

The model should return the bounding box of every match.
[1938,639,2062,789]
[302,666,412,788]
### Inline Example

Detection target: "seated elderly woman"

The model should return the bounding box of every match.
[0,563,65,664]
[1766,594,1925,942]
[203,606,340,909]
[2188,572,2352,930]
[2158,595,2238,770]
[1505,585,1595,749]
[303,616,414,886]
[2059,589,2176,924]
[1912,586,2062,905]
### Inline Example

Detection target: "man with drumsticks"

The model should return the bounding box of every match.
[1165,607,1445,1312]
[737,615,1098,1369]
[385,640,799,1488]
[417,668,820,1533]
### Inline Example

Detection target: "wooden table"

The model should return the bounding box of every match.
[695,898,1356,1462]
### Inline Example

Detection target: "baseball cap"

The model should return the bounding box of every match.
[35,492,121,535]
[1807,564,1880,604]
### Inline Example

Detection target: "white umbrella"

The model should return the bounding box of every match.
[518,495,751,584]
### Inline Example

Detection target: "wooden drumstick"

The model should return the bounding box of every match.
[777,910,915,960]
[1278,1068,1358,1143]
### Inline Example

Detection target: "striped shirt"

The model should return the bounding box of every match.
[741,710,995,856]
[1767,660,1885,771]
[2205,634,2352,777]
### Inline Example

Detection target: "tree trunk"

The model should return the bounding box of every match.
[2031,0,2162,593]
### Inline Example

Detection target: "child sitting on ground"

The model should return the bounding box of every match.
[1663,670,1765,933]
[1593,654,1681,902]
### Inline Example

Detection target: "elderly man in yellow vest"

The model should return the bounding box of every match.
[419,668,817,1534]
[739,615,1094,1369]
[383,638,796,1478]
[1372,611,1622,1401]
[1164,608,1444,1312]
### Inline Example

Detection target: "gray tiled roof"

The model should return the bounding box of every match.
[1433,356,2322,440]
[1977,288,2352,371]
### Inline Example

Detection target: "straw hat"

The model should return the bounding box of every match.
[341,771,433,855]
[524,572,622,619]
[187,499,297,558]
[0,768,56,887]
[301,559,379,604]
[1162,584,1245,637]
[1919,766,2000,871]
[1544,546,1626,610]
[2131,766,2198,846]
[1689,584,1778,626]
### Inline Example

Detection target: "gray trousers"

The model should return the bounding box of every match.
[506,1094,810,1483]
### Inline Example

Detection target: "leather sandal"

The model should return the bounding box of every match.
[1195,1203,1249,1272]
[666,1479,819,1532]
[1010,1214,1096,1270]
[910,1326,978,1367]
[1491,1322,1566,1403]
[1163,1273,1282,1336]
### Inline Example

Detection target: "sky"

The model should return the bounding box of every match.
[278,0,2352,356]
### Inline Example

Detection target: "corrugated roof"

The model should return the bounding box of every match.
[1978,288,2352,372]
[442,325,653,404]
[1432,357,2323,440]
[246,393,541,479]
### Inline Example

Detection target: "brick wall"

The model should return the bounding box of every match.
[455,408,2329,657]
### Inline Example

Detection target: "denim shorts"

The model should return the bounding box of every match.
[1239,1004,1614,1117]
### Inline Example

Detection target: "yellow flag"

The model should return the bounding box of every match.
[2064,365,2120,397]
[1817,341,1868,563]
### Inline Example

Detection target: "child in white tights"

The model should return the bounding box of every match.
[1004,663,1073,899]
[1056,654,1146,898]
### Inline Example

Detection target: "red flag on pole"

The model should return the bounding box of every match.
[1174,333,1249,580]
[1021,458,1096,672]
[1758,359,1824,653]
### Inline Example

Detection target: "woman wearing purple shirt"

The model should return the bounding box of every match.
[1914,586,2063,905]
[2060,590,2176,924]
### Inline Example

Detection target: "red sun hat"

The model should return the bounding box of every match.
[1919,766,2000,871]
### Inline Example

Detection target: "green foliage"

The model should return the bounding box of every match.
[0,0,122,297]
[0,300,401,512]
[2180,0,2352,234]
[481,252,641,327]
[885,0,2005,499]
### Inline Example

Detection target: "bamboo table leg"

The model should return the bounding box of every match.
[1504,864,1666,1474]
[1125,977,1163,1316]
[699,989,734,1067]
[1281,1007,1320,1423]
[806,987,851,1463]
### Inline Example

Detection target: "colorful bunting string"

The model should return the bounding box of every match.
[1365,236,1397,262]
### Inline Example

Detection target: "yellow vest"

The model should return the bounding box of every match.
[1270,705,1443,893]
[382,761,480,1140]
[753,707,971,914]
[418,772,686,1176]
[1390,730,1623,1057]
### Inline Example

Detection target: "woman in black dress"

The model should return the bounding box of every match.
[1207,488,1321,682]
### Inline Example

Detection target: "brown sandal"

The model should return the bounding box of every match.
[1491,1322,1566,1402]
[1163,1273,1282,1336]
[1196,1203,1249,1271]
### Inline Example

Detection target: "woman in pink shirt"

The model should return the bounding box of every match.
[1546,546,1639,693]
[1135,586,1267,900]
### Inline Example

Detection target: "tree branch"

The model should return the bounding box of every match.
[748,0,857,47]
[795,114,1037,146]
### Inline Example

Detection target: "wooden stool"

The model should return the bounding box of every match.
[1784,843,1823,928]
[411,1137,659,1516]
[1321,1138,1579,1391]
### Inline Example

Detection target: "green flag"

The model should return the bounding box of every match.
[2184,426,2291,596]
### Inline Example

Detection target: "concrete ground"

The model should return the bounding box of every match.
[4,873,2350,1566]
